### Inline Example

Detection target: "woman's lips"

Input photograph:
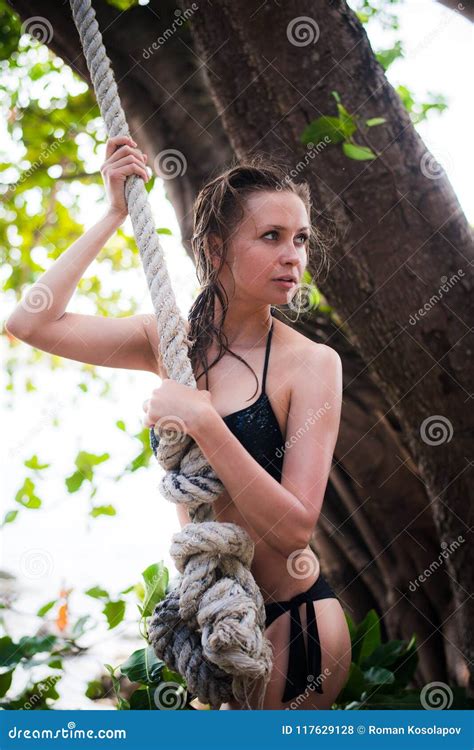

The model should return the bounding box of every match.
[272,279,296,288]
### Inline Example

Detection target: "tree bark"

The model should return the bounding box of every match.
[9,0,471,687]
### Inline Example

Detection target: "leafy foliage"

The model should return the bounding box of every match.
[301,90,384,161]
[334,610,472,709]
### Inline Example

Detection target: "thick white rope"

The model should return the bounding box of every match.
[68,0,273,709]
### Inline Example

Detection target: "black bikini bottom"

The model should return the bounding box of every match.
[264,572,338,703]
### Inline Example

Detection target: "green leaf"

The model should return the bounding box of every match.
[351,609,381,665]
[365,117,386,127]
[14,477,42,509]
[129,686,155,710]
[0,637,19,668]
[161,666,186,686]
[71,615,93,640]
[145,175,156,193]
[342,142,377,161]
[104,0,140,10]
[156,227,173,235]
[376,41,403,71]
[134,582,145,602]
[141,562,168,618]
[116,420,126,431]
[85,586,109,600]
[120,645,164,685]
[335,662,367,703]
[90,505,117,518]
[65,470,85,493]
[103,600,126,630]
[344,611,356,641]
[363,666,395,686]
[24,455,50,470]
[301,116,349,146]
[0,635,57,668]
[2,510,19,526]
[391,634,419,688]
[86,679,106,700]
[331,93,356,137]
[362,639,407,669]
[75,451,110,479]
[0,670,14,698]
[36,600,57,617]
[397,84,415,113]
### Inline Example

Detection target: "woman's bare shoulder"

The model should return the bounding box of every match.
[273,317,341,374]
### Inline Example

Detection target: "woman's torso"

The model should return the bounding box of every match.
[188,314,320,603]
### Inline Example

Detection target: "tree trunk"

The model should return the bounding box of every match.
[9,0,471,687]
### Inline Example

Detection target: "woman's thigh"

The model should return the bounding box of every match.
[220,598,351,710]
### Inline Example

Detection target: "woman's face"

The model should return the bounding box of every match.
[218,190,310,305]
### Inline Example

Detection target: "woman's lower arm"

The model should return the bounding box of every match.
[6,208,126,335]
[189,406,308,557]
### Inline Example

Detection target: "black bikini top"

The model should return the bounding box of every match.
[221,317,285,483]
[150,314,286,483]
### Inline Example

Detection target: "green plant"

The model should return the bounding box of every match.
[301,91,386,162]
[99,563,199,710]
[334,609,472,709]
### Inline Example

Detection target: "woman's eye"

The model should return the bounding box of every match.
[262,231,309,243]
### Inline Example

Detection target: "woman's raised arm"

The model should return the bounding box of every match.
[5,135,161,375]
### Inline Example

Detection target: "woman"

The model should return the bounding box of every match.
[6,135,351,710]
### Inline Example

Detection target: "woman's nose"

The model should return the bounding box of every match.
[280,241,301,263]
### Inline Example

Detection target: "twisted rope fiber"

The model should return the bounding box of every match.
[68,0,273,709]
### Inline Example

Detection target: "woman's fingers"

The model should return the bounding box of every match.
[105,156,149,182]
[108,144,146,164]
[105,135,136,160]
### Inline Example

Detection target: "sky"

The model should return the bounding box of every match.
[0,0,472,707]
